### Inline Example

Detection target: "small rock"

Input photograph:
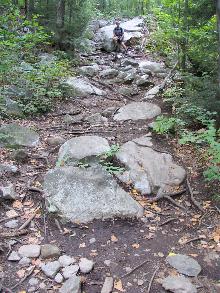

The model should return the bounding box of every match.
[100,68,119,79]
[47,136,65,146]
[0,163,18,176]
[28,277,39,286]
[166,254,201,277]
[62,264,79,279]
[8,251,21,261]
[39,282,46,289]
[19,257,31,266]
[79,258,94,274]
[89,238,96,244]
[18,244,41,258]
[0,184,18,200]
[41,244,61,259]
[55,273,64,284]
[41,261,61,278]
[162,275,197,293]
[59,275,81,293]
[137,279,144,286]
[59,255,75,267]
[4,219,19,229]
[101,277,114,293]
[102,107,117,117]
[29,287,36,292]
[104,260,111,266]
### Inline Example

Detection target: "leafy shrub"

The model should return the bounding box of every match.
[153,115,186,134]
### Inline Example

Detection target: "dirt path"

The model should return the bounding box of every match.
[0,46,219,293]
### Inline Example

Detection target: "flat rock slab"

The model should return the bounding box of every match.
[59,275,81,293]
[162,276,197,293]
[0,124,39,148]
[58,136,110,165]
[63,77,106,97]
[166,254,201,277]
[143,85,161,100]
[116,136,186,194]
[113,102,161,121]
[44,165,143,223]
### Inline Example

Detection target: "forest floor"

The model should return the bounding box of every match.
[0,43,220,293]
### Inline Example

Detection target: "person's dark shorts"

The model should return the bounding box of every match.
[117,36,124,43]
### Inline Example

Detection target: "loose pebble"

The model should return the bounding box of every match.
[62,265,79,279]
[59,255,75,267]
[79,258,94,274]
[18,244,41,258]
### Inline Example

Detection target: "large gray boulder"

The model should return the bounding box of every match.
[1,97,22,117]
[44,165,144,223]
[57,136,110,166]
[116,136,186,194]
[113,102,161,121]
[0,124,39,148]
[139,61,166,74]
[97,17,144,52]
[63,77,106,97]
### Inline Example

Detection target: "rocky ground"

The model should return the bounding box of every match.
[0,18,219,293]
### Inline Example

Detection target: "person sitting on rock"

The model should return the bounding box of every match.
[112,20,127,52]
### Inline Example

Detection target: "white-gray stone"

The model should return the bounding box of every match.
[162,276,197,293]
[3,97,22,116]
[47,136,65,146]
[0,184,18,200]
[41,261,61,278]
[100,68,119,78]
[44,165,143,223]
[8,251,21,261]
[62,265,79,279]
[89,238,96,244]
[59,255,75,267]
[18,244,41,258]
[79,64,100,76]
[101,277,114,293]
[166,254,201,277]
[113,102,161,121]
[121,59,139,67]
[28,278,39,286]
[41,244,61,259]
[0,163,18,176]
[79,258,94,274]
[55,273,64,284]
[19,257,31,266]
[59,275,81,293]
[143,85,161,100]
[57,135,110,166]
[135,75,150,87]
[85,113,107,125]
[116,136,186,194]
[63,77,106,97]
[0,124,39,148]
[5,219,19,229]
[139,61,166,74]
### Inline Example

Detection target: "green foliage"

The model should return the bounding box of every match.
[153,115,185,134]
[99,144,125,175]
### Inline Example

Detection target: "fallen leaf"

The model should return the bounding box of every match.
[132,243,140,249]
[12,200,23,209]
[17,269,26,278]
[158,252,164,257]
[168,252,176,256]
[114,279,125,292]
[212,228,220,243]
[111,235,118,242]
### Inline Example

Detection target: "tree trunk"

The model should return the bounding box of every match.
[56,0,66,29]
[181,0,189,70]
[216,0,220,127]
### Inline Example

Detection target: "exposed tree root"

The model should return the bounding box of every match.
[186,177,204,212]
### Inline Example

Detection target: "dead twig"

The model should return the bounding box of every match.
[159,217,176,226]
[121,259,150,278]
[28,187,43,193]
[11,266,36,290]
[147,266,160,293]
[186,178,204,212]
[52,110,81,117]
[55,219,63,233]
[0,215,19,223]
[18,206,40,231]
[0,229,29,238]
[184,236,205,245]
[164,195,186,211]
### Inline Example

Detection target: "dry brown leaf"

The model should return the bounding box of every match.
[212,228,220,243]
[17,269,26,278]
[132,243,140,249]
[114,279,125,292]
[12,200,23,209]
[111,235,118,242]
